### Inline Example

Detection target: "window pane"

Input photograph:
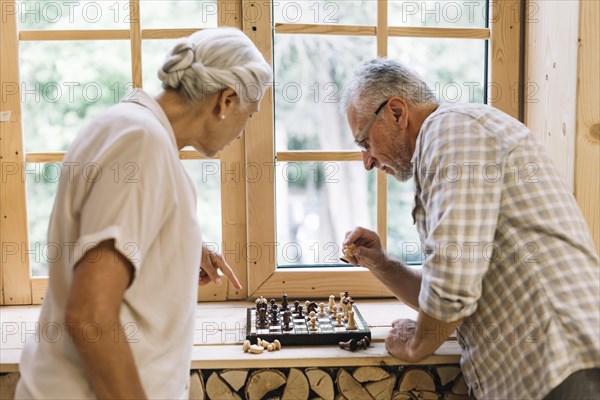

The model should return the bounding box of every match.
[140,0,217,29]
[276,162,375,266]
[181,160,222,245]
[16,0,129,30]
[387,176,423,263]
[389,0,487,28]
[388,38,486,104]
[20,40,131,152]
[26,163,60,276]
[274,0,377,25]
[274,35,376,151]
[142,39,181,95]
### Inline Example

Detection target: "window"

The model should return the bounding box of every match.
[0,0,521,305]
[244,0,521,298]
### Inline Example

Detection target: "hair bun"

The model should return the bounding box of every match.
[158,41,195,88]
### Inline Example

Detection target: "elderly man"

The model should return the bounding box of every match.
[341,59,599,399]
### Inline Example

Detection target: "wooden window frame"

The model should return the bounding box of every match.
[244,0,522,299]
[0,0,521,305]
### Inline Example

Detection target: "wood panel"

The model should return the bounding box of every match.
[142,29,201,40]
[524,0,579,190]
[0,2,32,304]
[253,268,392,299]
[377,0,388,250]
[19,30,130,41]
[275,23,376,36]
[489,0,521,119]
[129,0,142,88]
[218,0,248,300]
[242,0,276,296]
[575,0,600,253]
[387,26,490,39]
[276,151,362,162]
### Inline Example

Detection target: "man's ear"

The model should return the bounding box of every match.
[216,88,239,117]
[387,97,409,129]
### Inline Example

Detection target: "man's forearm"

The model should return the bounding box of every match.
[372,258,422,310]
[70,318,146,399]
[408,311,462,362]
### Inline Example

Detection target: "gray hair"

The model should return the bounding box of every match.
[341,58,437,119]
[158,28,272,104]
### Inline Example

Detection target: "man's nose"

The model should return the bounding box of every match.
[362,150,376,171]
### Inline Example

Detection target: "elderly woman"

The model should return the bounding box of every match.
[16,28,272,399]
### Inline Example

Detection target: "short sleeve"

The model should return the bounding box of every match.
[70,128,177,273]
[417,112,506,322]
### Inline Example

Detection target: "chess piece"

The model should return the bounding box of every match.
[296,305,303,318]
[336,313,344,327]
[309,317,318,331]
[357,336,371,349]
[332,305,338,316]
[343,300,350,321]
[309,311,316,320]
[282,310,293,331]
[328,295,335,313]
[270,309,279,325]
[346,310,357,330]
[305,300,311,311]
[270,298,276,308]
[338,338,358,351]
[257,308,268,329]
[318,302,326,317]
[294,300,300,313]
[281,294,289,310]
[309,301,318,313]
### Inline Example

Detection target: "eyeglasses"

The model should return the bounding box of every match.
[354,99,389,151]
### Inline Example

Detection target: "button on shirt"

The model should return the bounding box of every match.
[17,90,203,399]
[411,103,600,399]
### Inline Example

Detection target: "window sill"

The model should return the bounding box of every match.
[0,299,460,373]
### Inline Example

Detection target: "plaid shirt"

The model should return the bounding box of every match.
[412,103,600,399]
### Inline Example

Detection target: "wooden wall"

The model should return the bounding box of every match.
[525,0,599,253]
[574,0,600,254]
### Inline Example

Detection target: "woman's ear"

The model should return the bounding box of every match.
[216,88,239,118]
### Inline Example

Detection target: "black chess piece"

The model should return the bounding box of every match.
[270,309,279,325]
[357,336,371,349]
[281,294,289,310]
[282,310,293,331]
[293,300,300,313]
[257,308,268,329]
[339,338,359,352]
[308,301,318,314]
[296,305,304,318]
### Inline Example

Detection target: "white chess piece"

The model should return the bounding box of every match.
[346,310,357,330]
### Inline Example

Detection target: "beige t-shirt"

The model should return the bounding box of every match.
[17,90,203,399]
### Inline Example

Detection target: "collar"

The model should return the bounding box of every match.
[122,89,178,151]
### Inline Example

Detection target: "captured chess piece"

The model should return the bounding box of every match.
[339,336,370,352]
[338,338,358,351]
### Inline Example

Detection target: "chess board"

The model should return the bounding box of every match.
[246,305,371,346]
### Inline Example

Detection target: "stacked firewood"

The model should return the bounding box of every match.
[190,365,473,400]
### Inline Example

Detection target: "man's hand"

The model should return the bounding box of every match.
[199,243,242,289]
[343,227,388,271]
[385,313,462,363]
[385,319,420,363]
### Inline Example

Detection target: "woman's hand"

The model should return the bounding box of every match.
[199,243,242,289]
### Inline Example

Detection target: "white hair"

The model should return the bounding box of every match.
[158,28,272,104]
[341,58,437,119]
